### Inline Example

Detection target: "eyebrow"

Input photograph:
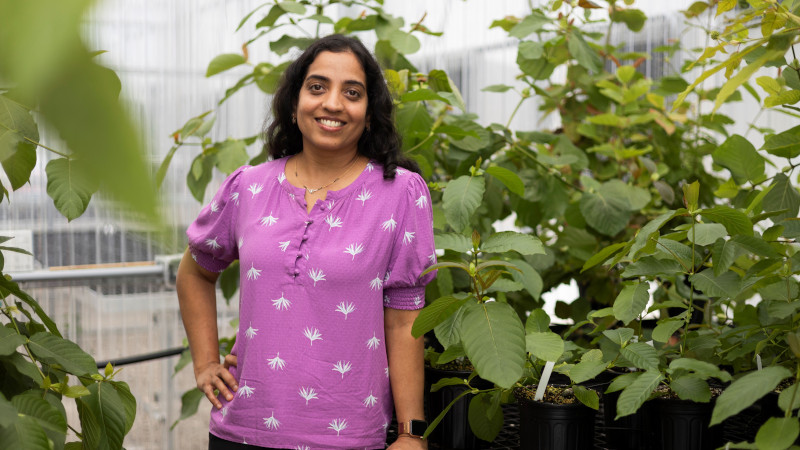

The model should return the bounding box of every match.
[305,74,366,90]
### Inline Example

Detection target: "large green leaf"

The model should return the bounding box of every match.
[0,414,50,450]
[621,257,683,278]
[755,417,800,450]
[205,54,246,77]
[213,139,249,174]
[482,231,544,255]
[526,331,564,362]
[629,210,682,258]
[509,11,549,38]
[170,388,204,430]
[616,370,663,419]
[668,358,731,381]
[569,349,607,384]
[434,302,467,348]
[0,94,37,162]
[573,385,600,410]
[442,175,485,232]
[579,189,630,236]
[467,392,504,442]
[712,134,766,185]
[612,282,650,325]
[525,309,550,333]
[269,35,315,55]
[27,332,97,376]
[762,124,800,158]
[485,166,524,197]
[651,319,684,343]
[0,326,26,356]
[0,276,60,336]
[610,8,646,32]
[713,239,745,276]
[434,232,471,252]
[763,174,800,222]
[110,381,136,435]
[77,382,127,450]
[509,259,543,300]
[460,301,525,389]
[603,328,634,346]
[567,29,602,73]
[411,295,470,338]
[687,223,727,246]
[582,242,627,272]
[388,30,421,55]
[620,342,659,370]
[12,392,67,449]
[689,269,740,299]
[711,366,791,426]
[778,383,800,412]
[2,140,37,191]
[45,158,99,221]
[670,376,711,402]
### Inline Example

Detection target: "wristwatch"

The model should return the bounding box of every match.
[398,419,428,438]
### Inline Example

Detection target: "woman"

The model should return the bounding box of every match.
[177,34,435,450]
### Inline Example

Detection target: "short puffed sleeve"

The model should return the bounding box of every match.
[383,171,437,310]
[186,166,247,272]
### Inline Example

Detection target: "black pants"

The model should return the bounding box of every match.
[209,433,280,450]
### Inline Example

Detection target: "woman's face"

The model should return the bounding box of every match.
[295,50,368,156]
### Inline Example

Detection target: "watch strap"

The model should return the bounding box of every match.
[398,419,427,438]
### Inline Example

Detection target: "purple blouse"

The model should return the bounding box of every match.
[186,156,436,449]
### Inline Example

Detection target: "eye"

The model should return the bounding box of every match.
[308,83,324,93]
[345,89,362,98]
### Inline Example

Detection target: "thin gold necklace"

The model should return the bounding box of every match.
[295,153,360,194]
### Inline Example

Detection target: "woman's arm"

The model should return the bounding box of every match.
[384,307,428,450]
[176,249,237,409]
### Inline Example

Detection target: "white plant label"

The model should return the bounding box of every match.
[534,361,556,402]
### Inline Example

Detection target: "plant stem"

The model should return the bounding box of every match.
[23,137,70,158]
[505,95,527,129]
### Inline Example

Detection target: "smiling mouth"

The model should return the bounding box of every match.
[317,118,345,127]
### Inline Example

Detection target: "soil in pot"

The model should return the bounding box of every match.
[425,363,494,449]
[515,385,596,450]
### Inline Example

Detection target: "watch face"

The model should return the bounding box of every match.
[409,419,428,436]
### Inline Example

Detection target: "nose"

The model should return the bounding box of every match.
[322,92,344,112]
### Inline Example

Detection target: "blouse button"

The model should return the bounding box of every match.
[302,234,309,240]
[296,251,302,258]
[293,269,300,275]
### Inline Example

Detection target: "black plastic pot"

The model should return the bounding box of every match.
[648,397,723,450]
[424,366,493,449]
[516,387,596,450]
[603,389,650,450]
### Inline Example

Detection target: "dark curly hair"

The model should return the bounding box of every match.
[264,34,419,179]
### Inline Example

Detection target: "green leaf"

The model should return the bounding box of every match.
[613,282,650,325]
[0,94,39,161]
[730,235,781,258]
[213,139,249,175]
[711,366,791,426]
[689,269,740,298]
[778,383,800,412]
[616,370,663,419]
[651,319,683,343]
[438,343,466,364]
[765,90,800,107]
[573,385,600,410]
[616,66,637,84]
[388,30,421,55]
[28,332,97,376]
[603,328,634,346]
[12,392,67,448]
[482,231,544,255]
[482,84,513,93]
[170,388,204,430]
[509,259,543,300]
[526,331,564,362]
[485,166,525,197]
[255,5,286,28]
[670,376,711,402]
[582,242,627,272]
[668,358,731,382]
[762,124,800,158]
[610,8,646,32]
[0,277,61,336]
[277,1,305,14]
[569,350,608,384]
[0,415,50,450]
[687,223,727,246]
[460,301,526,389]
[567,30,602,73]
[270,35,315,56]
[700,206,753,236]
[400,88,450,103]
[621,257,684,278]
[712,135,766,185]
[606,372,640,393]
[0,326,26,355]
[411,295,470,338]
[509,11,549,38]
[525,309,550,333]
[434,232,471,252]
[76,382,126,450]
[620,342,659,370]
[45,158,99,221]
[579,189,630,236]
[468,392,504,442]
[205,54,246,77]
[755,417,800,450]
[763,173,800,222]
[713,50,784,113]
[443,175,485,232]
[2,141,37,191]
[629,210,681,257]
[218,261,239,303]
